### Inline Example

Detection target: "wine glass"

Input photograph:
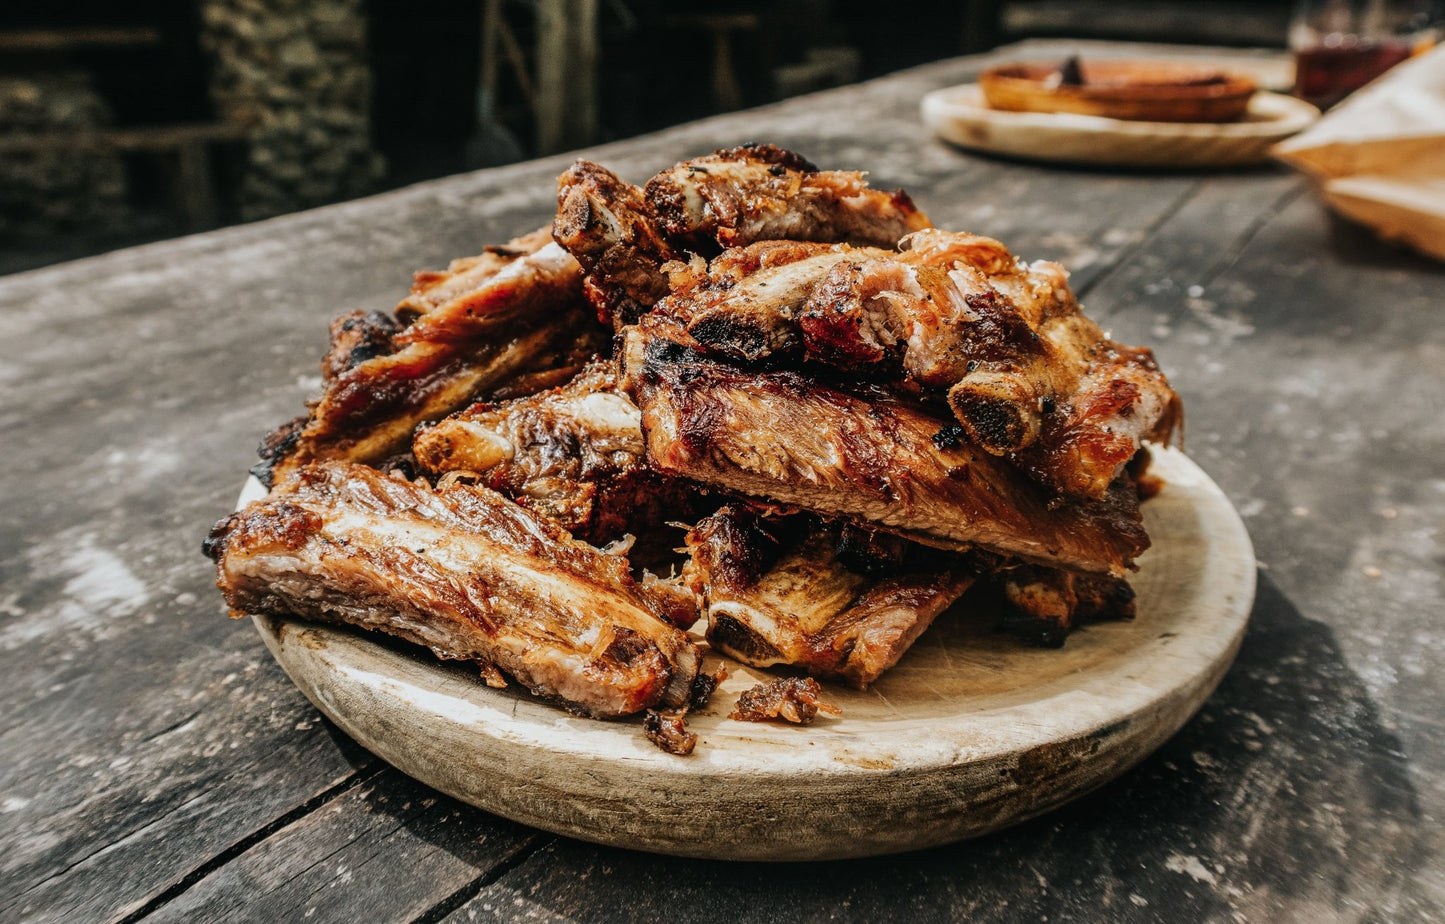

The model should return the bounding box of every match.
[1290,0,1441,108]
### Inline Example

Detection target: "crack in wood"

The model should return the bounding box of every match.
[139,710,203,745]
[1196,183,1311,289]
[1074,178,1210,303]
[406,836,555,924]
[110,761,384,924]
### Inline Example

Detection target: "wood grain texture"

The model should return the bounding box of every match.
[245,449,1254,861]
[139,771,539,924]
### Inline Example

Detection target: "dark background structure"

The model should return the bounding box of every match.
[0,0,1305,274]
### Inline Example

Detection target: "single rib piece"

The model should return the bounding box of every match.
[644,143,931,252]
[413,360,705,548]
[620,318,1148,576]
[648,229,1180,499]
[555,162,681,328]
[685,508,973,687]
[898,230,1180,497]
[257,229,605,485]
[205,462,701,717]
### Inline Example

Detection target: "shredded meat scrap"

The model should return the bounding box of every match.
[212,143,1180,753]
[730,677,840,725]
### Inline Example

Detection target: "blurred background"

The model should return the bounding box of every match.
[0,0,1416,273]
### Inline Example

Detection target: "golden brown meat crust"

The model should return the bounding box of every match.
[554,145,932,329]
[646,229,1180,500]
[256,228,605,486]
[645,143,931,252]
[620,317,1150,577]
[555,162,680,329]
[205,462,701,717]
[413,360,707,550]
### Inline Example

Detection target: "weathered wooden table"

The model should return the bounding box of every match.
[3,41,1441,922]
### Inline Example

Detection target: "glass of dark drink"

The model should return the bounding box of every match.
[1290,0,1439,109]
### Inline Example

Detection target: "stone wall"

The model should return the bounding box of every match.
[200,0,384,221]
[0,73,129,239]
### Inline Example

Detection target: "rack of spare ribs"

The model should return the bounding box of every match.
[205,145,1181,754]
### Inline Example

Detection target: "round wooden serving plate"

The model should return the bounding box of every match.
[922,83,1318,168]
[243,446,1255,861]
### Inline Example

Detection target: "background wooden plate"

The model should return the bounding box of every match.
[922,83,1318,167]
[243,445,1255,861]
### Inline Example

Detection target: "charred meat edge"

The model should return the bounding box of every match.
[258,229,604,485]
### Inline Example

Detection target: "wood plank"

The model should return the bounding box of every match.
[0,27,161,52]
[0,635,380,923]
[137,771,542,924]
[0,187,572,924]
[1087,184,1445,824]
[0,124,248,155]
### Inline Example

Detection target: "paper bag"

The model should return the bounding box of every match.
[1274,46,1445,261]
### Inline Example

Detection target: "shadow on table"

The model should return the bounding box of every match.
[362,572,1435,922]
[1325,211,1445,274]
[927,139,1287,180]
